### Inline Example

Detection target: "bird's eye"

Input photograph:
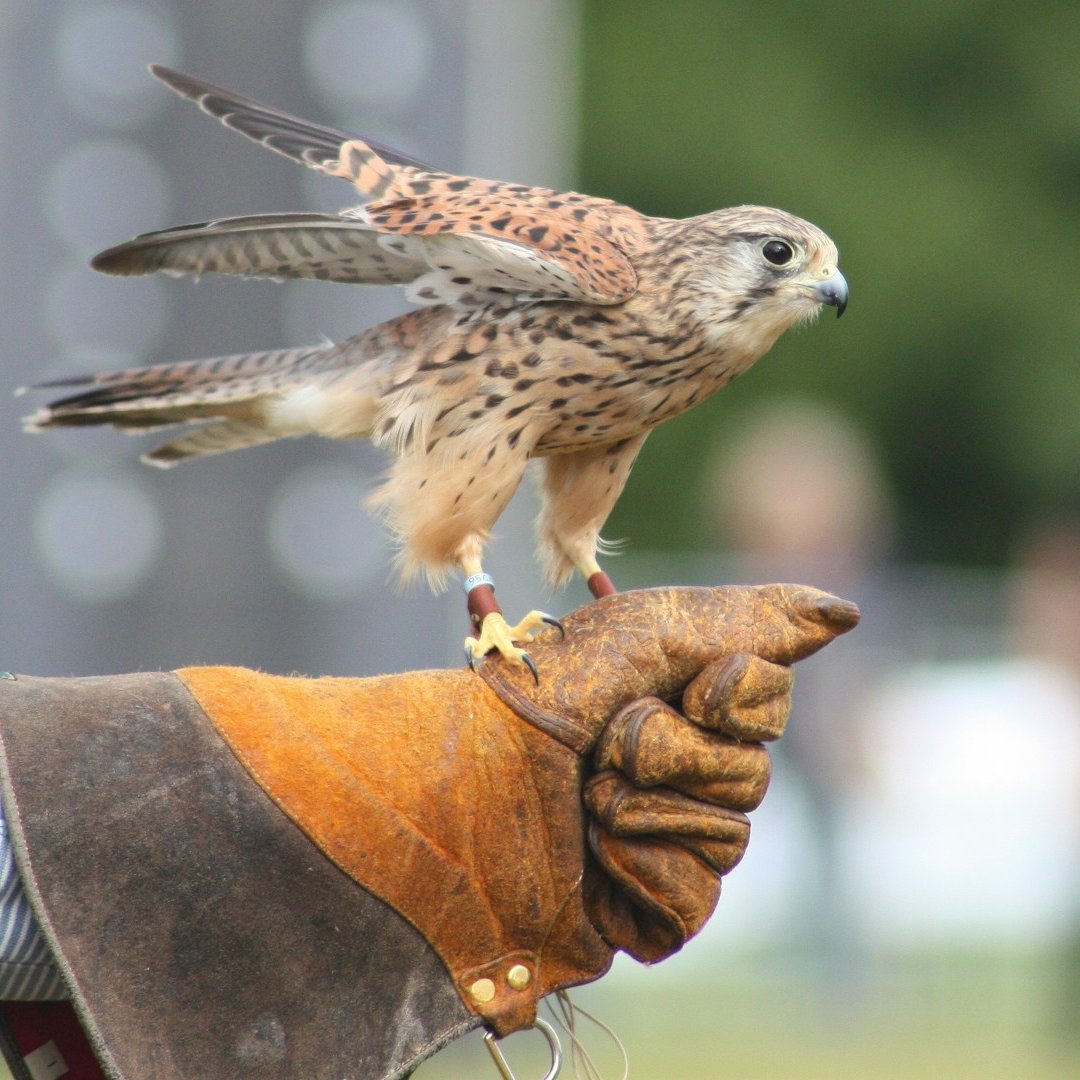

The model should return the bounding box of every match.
[762,240,794,266]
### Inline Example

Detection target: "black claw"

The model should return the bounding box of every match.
[540,613,566,640]
[521,651,539,686]
[465,644,482,672]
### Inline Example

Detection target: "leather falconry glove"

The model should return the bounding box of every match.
[585,649,799,964]
[0,584,856,1080]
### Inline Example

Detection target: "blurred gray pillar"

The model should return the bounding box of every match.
[1,0,582,678]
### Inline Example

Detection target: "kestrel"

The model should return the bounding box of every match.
[24,66,848,675]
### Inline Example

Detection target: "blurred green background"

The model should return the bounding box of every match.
[580,1,1078,567]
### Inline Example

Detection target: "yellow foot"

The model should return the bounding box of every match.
[464,611,565,683]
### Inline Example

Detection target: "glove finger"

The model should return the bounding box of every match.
[681,654,794,742]
[594,697,771,810]
[585,821,722,963]
[585,771,751,874]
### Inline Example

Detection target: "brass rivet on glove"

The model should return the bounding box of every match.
[470,978,497,1004]
[506,964,531,990]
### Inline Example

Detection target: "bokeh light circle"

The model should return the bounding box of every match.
[45,138,172,252]
[34,469,164,602]
[44,261,170,354]
[55,3,179,126]
[266,461,389,599]
[304,0,432,112]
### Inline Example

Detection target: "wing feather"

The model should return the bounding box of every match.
[366,192,640,304]
[113,66,645,305]
[150,65,433,174]
[91,212,424,284]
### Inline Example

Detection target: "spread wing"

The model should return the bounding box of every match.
[91,212,425,285]
[148,64,435,180]
[91,66,641,307]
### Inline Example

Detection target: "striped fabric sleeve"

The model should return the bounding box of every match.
[0,808,66,1000]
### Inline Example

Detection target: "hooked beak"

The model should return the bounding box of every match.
[811,269,848,317]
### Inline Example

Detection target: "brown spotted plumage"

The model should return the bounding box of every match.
[23,66,849,671]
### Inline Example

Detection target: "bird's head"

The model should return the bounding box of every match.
[671,206,847,359]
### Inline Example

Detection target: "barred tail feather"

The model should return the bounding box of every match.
[21,344,332,431]
[21,343,349,466]
[143,420,284,467]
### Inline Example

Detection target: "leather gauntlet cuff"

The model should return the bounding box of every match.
[177,666,614,1037]
[0,672,475,1080]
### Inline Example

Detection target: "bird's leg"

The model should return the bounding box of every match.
[537,437,646,602]
[578,554,617,599]
[588,572,617,597]
[458,541,563,682]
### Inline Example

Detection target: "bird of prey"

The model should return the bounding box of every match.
[24,66,848,675]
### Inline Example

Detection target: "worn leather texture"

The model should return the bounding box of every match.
[178,584,857,1032]
[0,672,475,1080]
[177,665,612,1038]
[477,584,856,750]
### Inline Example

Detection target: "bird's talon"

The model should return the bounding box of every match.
[540,613,566,640]
[522,652,539,685]
[464,611,551,678]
